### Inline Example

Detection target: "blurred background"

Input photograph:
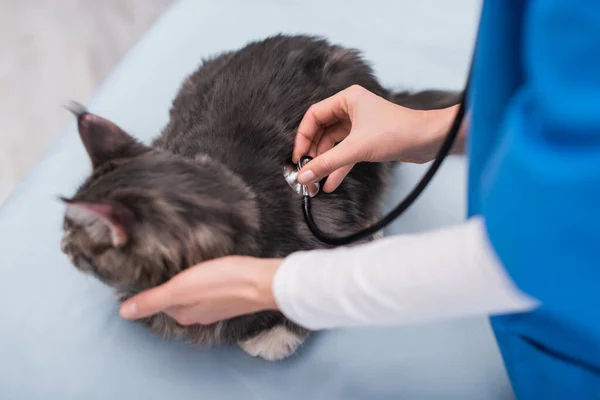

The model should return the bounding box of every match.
[0,0,173,205]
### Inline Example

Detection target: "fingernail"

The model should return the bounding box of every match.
[298,170,316,184]
[120,302,138,319]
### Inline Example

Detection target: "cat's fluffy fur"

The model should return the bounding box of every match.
[60,35,460,361]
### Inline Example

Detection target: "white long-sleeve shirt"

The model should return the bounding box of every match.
[272,216,539,330]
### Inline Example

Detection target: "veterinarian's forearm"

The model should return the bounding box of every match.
[272,217,538,330]
[425,105,470,156]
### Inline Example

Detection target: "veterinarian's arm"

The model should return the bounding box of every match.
[272,217,538,330]
[119,217,536,328]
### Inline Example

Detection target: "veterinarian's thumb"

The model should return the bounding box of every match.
[120,285,174,319]
[297,137,361,184]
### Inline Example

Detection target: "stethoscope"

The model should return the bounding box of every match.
[284,69,471,246]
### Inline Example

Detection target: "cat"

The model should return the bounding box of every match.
[60,34,460,361]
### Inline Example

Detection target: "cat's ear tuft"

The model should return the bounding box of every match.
[63,199,134,248]
[64,101,88,117]
[66,102,149,168]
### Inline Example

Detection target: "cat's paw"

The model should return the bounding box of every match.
[238,326,304,361]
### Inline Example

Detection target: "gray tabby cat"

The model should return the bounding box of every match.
[60,34,459,361]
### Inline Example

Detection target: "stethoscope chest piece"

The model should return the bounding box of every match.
[283,156,320,198]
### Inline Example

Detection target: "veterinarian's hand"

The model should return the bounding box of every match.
[119,256,281,325]
[293,85,462,192]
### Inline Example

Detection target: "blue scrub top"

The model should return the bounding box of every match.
[468,1,600,398]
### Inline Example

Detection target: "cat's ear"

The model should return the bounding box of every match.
[62,198,134,247]
[65,101,149,168]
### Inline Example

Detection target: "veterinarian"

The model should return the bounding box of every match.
[121,2,600,397]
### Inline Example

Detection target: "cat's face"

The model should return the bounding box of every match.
[60,106,259,291]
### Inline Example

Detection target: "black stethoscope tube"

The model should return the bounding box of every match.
[301,72,471,246]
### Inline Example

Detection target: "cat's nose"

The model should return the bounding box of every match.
[60,231,71,253]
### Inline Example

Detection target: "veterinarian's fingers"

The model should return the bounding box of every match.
[315,123,350,157]
[297,137,360,184]
[323,164,354,192]
[313,126,355,191]
[120,283,179,319]
[294,92,350,162]
[165,304,237,326]
[306,126,325,159]
[163,305,205,326]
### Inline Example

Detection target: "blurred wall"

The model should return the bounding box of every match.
[0,0,173,204]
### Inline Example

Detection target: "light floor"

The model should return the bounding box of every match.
[0,0,173,204]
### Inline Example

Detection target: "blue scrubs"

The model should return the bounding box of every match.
[468,1,600,397]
